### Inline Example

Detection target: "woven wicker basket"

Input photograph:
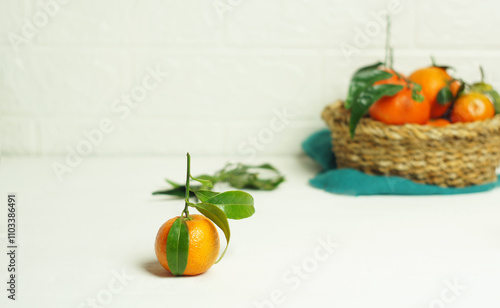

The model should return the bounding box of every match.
[322,100,500,187]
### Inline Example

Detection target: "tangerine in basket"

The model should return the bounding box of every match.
[369,81,431,125]
[426,118,451,127]
[409,67,459,118]
[374,69,406,86]
[450,92,495,123]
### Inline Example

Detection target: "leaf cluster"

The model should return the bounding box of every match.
[152,163,285,198]
[345,62,404,138]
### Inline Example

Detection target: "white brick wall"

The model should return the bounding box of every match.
[1,0,500,158]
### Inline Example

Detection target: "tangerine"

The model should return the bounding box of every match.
[426,118,451,127]
[450,92,495,123]
[155,214,220,276]
[369,81,431,125]
[409,67,458,118]
[374,69,406,86]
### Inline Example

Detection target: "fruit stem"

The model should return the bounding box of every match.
[430,55,437,67]
[389,47,394,69]
[384,15,391,68]
[182,152,191,219]
[479,66,485,83]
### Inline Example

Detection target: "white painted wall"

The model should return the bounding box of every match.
[2,0,500,158]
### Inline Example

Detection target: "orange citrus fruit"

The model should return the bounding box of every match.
[369,81,431,125]
[426,118,451,127]
[450,79,462,97]
[155,214,220,276]
[374,69,406,86]
[450,92,495,123]
[409,67,459,118]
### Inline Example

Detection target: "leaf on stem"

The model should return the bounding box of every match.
[194,190,221,203]
[152,186,198,198]
[345,64,392,109]
[204,191,255,220]
[437,87,453,105]
[349,84,404,138]
[165,179,182,188]
[412,92,425,103]
[190,175,214,188]
[430,56,454,71]
[166,217,189,276]
[455,80,466,98]
[222,163,285,191]
[193,203,231,263]
[486,89,500,114]
[411,84,425,103]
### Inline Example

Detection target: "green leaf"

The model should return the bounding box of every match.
[228,172,284,190]
[250,163,281,173]
[227,173,251,189]
[152,186,198,198]
[190,175,214,188]
[412,82,422,92]
[205,191,255,220]
[411,85,425,103]
[412,93,425,103]
[196,174,217,183]
[455,80,466,98]
[487,89,500,114]
[152,187,185,197]
[194,190,220,202]
[165,179,182,188]
[154,162,284,199]
[345,64,392,109]
[433,64,454,71]
[430,56,454,71]
[349,84,404,138]
[437,87,453,105]
[166,218,189,276]
[357,61,384,72]
[194,203,231,263]
[245,177,285,190]
[220,163,285,191]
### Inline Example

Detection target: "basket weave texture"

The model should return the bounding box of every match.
[322,100,500,187]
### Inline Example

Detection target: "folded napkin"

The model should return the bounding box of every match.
[302,129,500,196]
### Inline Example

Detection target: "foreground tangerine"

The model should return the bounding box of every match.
[155,214,220,276]
[450,92,495,123]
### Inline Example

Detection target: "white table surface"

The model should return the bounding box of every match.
[1,155,500,308]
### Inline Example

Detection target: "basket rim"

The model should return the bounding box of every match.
[323,100,500,133]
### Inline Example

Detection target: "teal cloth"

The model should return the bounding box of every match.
[302,129,500,196]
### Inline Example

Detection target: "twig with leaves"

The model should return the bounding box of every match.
[153,162,285,198]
